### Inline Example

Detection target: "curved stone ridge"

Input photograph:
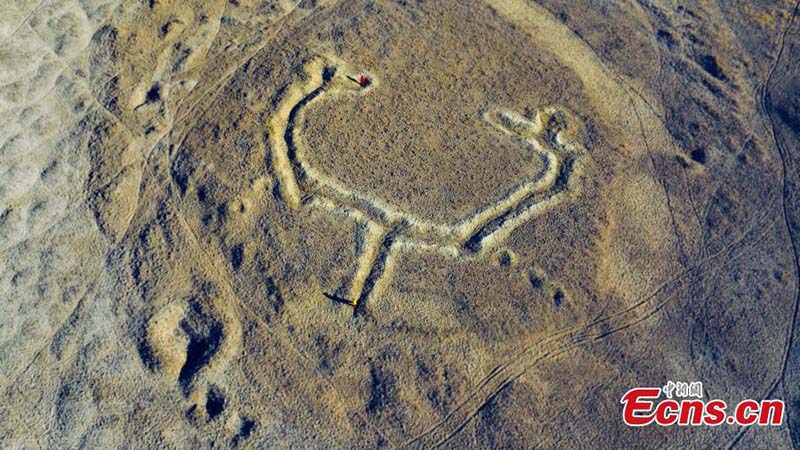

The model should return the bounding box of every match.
[267,57,584,313]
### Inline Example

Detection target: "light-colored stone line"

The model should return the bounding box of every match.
[267,56,584,307]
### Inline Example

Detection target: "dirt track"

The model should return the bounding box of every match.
[1,0,799,448]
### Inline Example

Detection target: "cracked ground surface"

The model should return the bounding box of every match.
[1,0,800,448]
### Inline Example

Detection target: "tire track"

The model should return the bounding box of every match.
[727,1,800,448]
[404,213,776,448]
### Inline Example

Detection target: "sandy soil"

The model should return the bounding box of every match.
[1,0,800,448]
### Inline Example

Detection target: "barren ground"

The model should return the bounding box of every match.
[1,0,800,448]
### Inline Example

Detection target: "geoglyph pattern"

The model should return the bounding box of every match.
[269,56,585,312]
[2,0,800,447]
